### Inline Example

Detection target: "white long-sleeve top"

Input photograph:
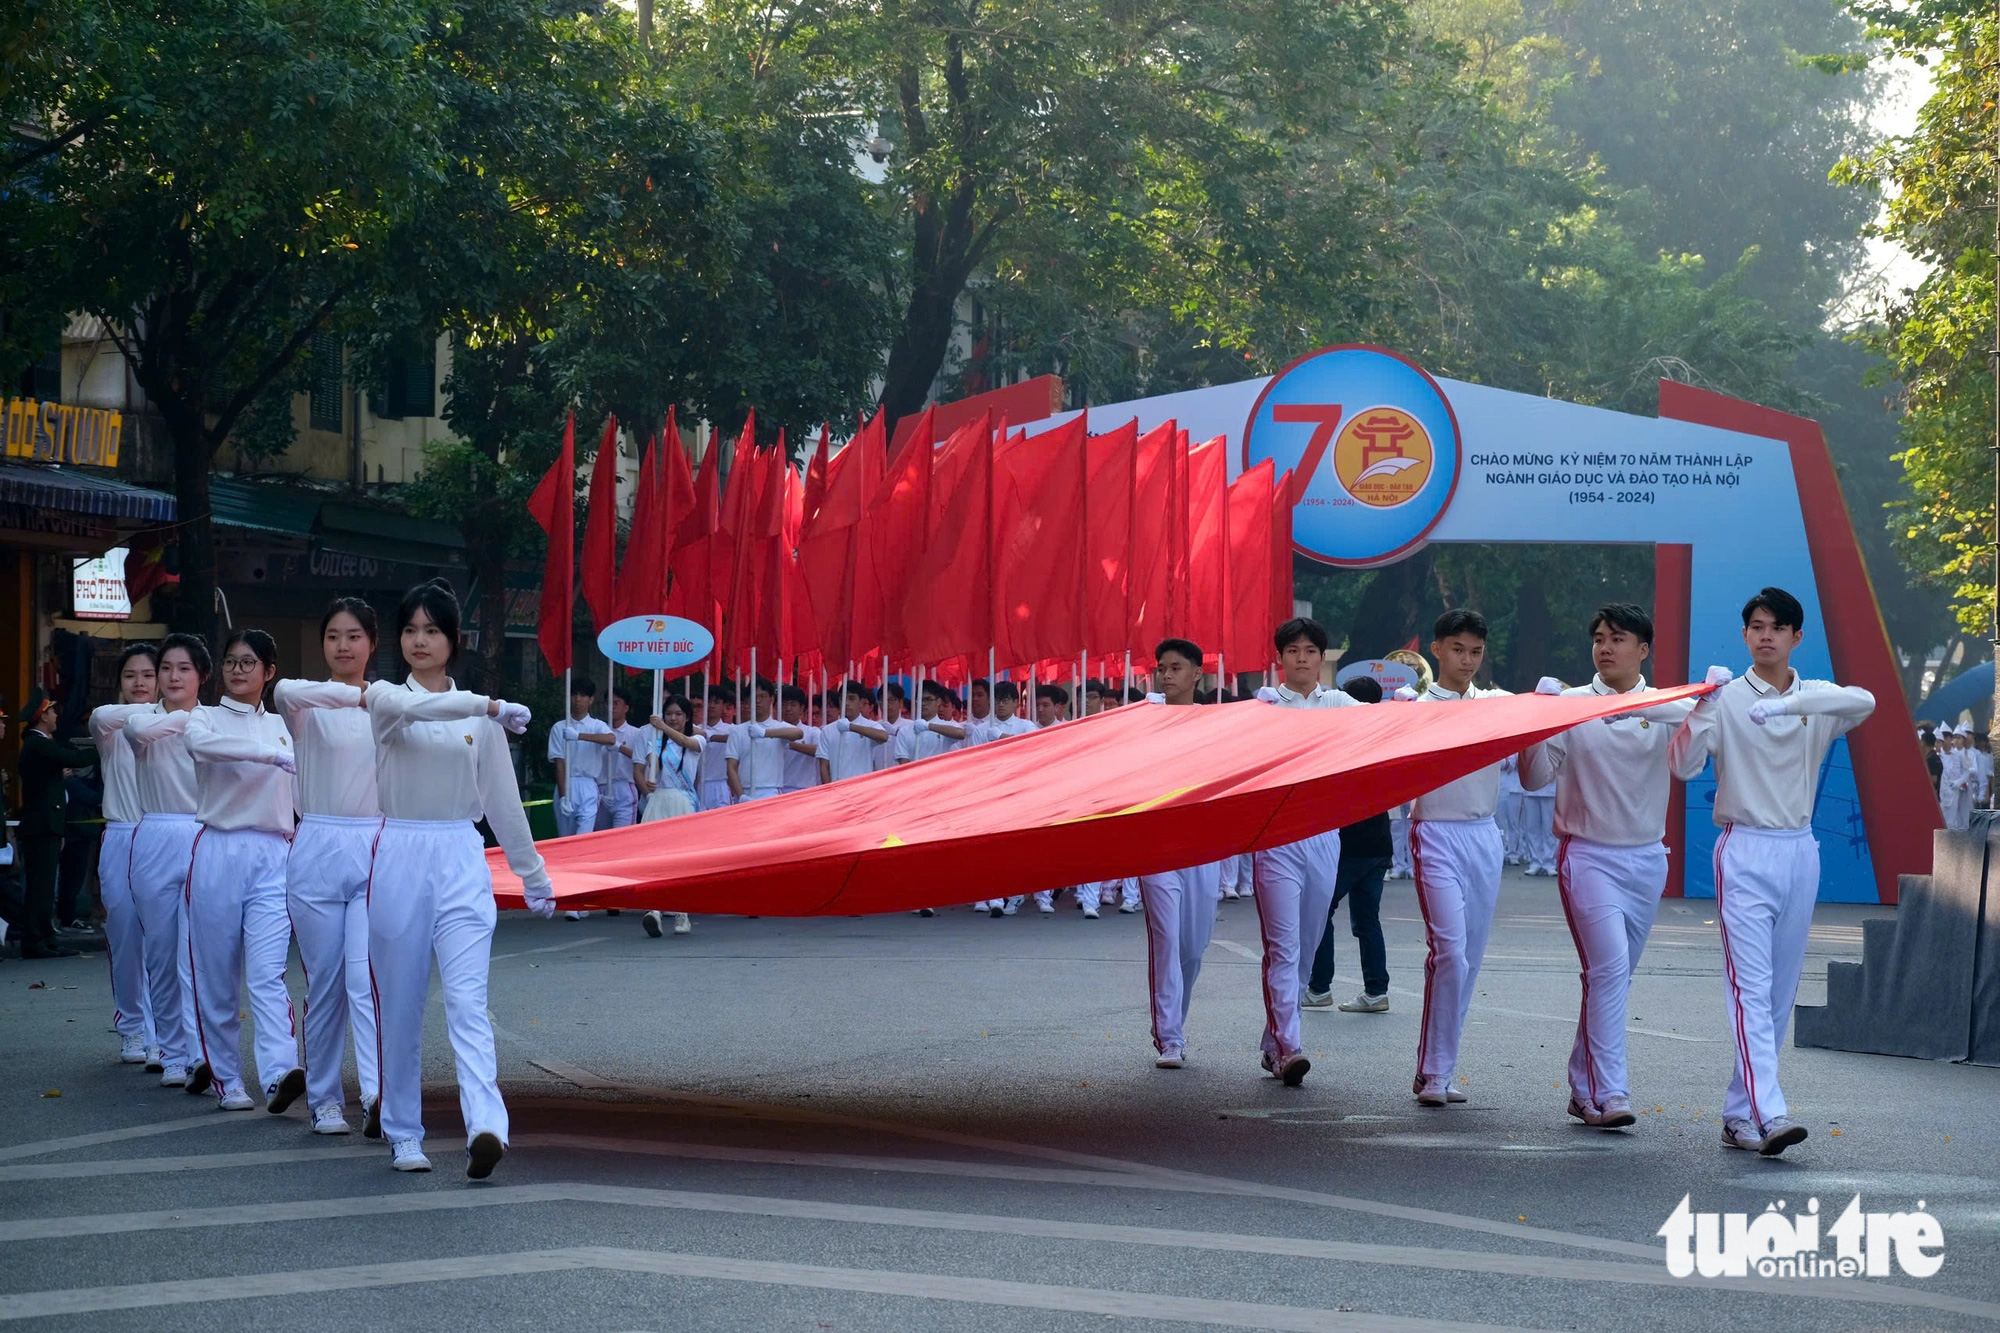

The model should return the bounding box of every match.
[820,718,884,782]
[1254,682,1364,711]
[610,721,646,790]
[547,714,614,785]
[1410,682,1537,822]
[697,724,734,784]
[1668,669,1876,830]
[1940,745,1967,794]
[899,718,955,763]
[274,680,380,819]
[123,705,202,815]
[1519,675,1695,846]
[166,698,297,833]
[726,719,792,792]
[90,702,160,823]
[876,718,914,771]
[365,677,548,893]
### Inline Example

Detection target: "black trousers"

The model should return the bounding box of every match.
[17,834,62,954]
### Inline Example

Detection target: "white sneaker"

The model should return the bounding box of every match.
[465,1129,505,1180]
[218,1090,255,1111]
[642,911,665,938]
[1118,902,1140,914]
[1758,1116,1807,1157]
[1446,1085,1467,1103]
[144,1046,163,1072]
[1001,900,1020,916]
[563,910,589,921]
[1414,1076,1448,1107]
[311,1104,351,1135]
[1339,992,1390,1013]
[1082,907,1100,919]
[159,1063,188,1088]
[363,1096,382,1140]
[1721,1118,1763,1151]
[1036,903,1055,914]
[391,1138,432,1172]
[1596,1094,1636,1128]
[266,1066,306,1114]
[1155,1046,1185,1069]
[972,901,991,912]
[672,912,691,934]
[119,1034,148,1063]
[1301,989,1334,1009]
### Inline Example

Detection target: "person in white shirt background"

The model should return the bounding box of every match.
[1973,731,1994,809]
[1520,602,1697,1131]
[129,628,304,1113]
[1407,608,1545,1108]
[695,694,736,810]
[1669,585,1874,1157]
[1381,649,1432,881]
[274,597,387,1136]
[88,643,160,1068]
[980,681,1043,917]
[875,683,915,773]
[777,684,824,793]
[637,693,701,940]
[822,683,891,783]
[1249,617,1362,1087]
[1496,755,1526,867]
[897,680,960,765]
[101,632,208,1089]
[346,578,543,1177]
[546,676,614,838]
[1136,638,1219,1070]
[606,689,645,829]
[1939,724,1973,830]
[1517,759,1559,876]
[725,678,805,801]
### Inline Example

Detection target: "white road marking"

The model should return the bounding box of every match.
[6,1180,1996,1321]
[0,1243,1576,1331]
[489,938,606,963]
[0,1113,236,1163]
[0,1141,427,1182]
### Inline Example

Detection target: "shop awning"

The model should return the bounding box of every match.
[318,500,465,567]
[0,460,175,522]
[208,476,321,537]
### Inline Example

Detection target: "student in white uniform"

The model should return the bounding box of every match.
[356,579,544,1177]
[638,693,701,940]
[876,684,915,772]
[1519,767,1559,876]
[726,678,806,801]
[1519,602,1697,1130]
[1496,755,1526,866]
[1250,617,1362,1086]
[1669,585,1874,1157]
[822,683,890,782]
[606,689,645,829]
[1940,726,1972,830]
[130,629,303,1113]
[1408,608,1544,1108]
[275,597,386,1136]
[898,681,960,764]
[696,695,737,810]
[1139,639,1221,1069]
[103,633,207,1089]
[981,682,1043,916]
[1975,732,1994,808]
[777,684,823,793]
[547,676,614,837]
[89,643,160,1067]
[1382,650,1432,880]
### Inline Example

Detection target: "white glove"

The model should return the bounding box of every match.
[1534,676,1563,696]
[1392,686,1419,701]
[744,722,767,740]
[492,700,531,734]
[1747,699,1785,727]
[827,717,848,734]
[556,792,573,818]
[523,878,557,919]
[268,748,297,774]
[1704,665,1734,688]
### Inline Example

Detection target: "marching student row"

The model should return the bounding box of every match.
[86,581,555,1179]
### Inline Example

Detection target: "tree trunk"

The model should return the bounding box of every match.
[1510,575,1553,691]
[167,416,220,651]
[880,270,962,426]
[473,529,509,692]
[1345,550,1435,661]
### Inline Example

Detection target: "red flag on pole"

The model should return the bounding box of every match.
[1185,435,1228,659]
[526,412,578,674]
[669,422,719,637]
[870,406,934,660]
[579,416,621,633]
[1128,420,1178,661]
[616,433,664,622]
[1084,420,1136,658]
[1271,467,1296,635]
[1225,458,1275,669]
[995,415,1087,667]
[904,412,994,666]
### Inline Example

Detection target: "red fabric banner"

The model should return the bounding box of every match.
[1084,421,1136,657]
[615,433,663,622]
[903,413,994,665]
[1128,421,1177,660]
[995,415,1088,667]
[668,425,718,643]
[869,407,934,659]
[1185,436,1227,660]
[493,684,1711,913]
[1225,458,1275,671]
[525,413,576,674]
[579,416,621,634]
[1270,467,1295,633]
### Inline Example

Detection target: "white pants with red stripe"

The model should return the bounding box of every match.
[1139,863,1220,1053]
[186,826,299,1101]
[288,814,382,1114]
[1713,825,1817,1127]
[1556,836,1667,1106]
[555,775,600,837]
[1522,795,1559,874]
[130,813,202,1069]
[1252,831,1341,1062]
[1411,817,1503,1082]
[607,782,638,828]
[99,822,153,1045]
[369,819,506,1147]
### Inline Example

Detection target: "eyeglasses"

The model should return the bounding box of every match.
[222,656,264,671]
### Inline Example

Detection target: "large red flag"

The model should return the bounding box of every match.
[995,415,1087,667]
[669,424,719,638]
[493,683,1713,913]
[802,423,831,526]
[1084,420,1137,658]
[1225,458,1275,671]
[904,412,994,665]
[1128,420,1178,660]
[615,433,664,622]
[720,422,769,664]
[579,416,621,633]
[870,406,933,659]
[1185,436,1228,660]
[525,412,577,674]
[1271,468,1296,634]
[799,414,889,667]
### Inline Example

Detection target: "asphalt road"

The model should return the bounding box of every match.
[3,869,1995,1331]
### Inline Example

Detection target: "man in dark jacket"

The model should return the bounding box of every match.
[15,688,98,958]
